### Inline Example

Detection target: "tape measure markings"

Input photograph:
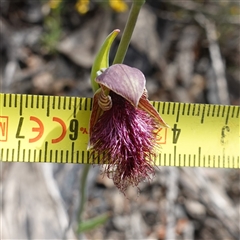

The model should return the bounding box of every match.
[9,94,90,118]
[171,101,176,115]
[52,95,56,110]
[230,106,235,118]
[213,105,217,117]
[235,105,239,118]
[68,96,71,111]
[31,94,33,108]
[7,138,104,165]
[14,93,17,107]
[192,104,196,116]
[228,106,236,124]
[225,106,229,125]
[217,106,225,117]
[47,95,51,116]
[216,105,221,118]
[200,104,205,124]
[1,93,239,168]
[160,101,165,115]
[73,97,77,118]
[36,94,39,108]
[167,101,171,115]
[1,143,240,168]
[216,105,220,117]
[222,105,226,118]
[2,94,239,120]
[176,102,181,123]
[27,95,30,109]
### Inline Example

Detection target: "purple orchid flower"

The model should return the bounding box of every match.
[88,64,169,193]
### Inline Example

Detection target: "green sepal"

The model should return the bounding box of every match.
[90,29,120,93]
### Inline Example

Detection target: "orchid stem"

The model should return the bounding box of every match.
[113,0,145,64]
[78,164,91,225]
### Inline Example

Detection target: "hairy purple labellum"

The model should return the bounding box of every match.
[89,64,169,194]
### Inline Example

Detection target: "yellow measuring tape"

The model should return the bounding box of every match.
[0,93,239,168]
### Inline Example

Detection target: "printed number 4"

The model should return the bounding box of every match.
[172,124,181,144]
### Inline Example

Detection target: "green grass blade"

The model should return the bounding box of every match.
[78,212,110,233]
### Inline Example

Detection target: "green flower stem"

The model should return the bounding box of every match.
[78,164,91,224]
[113,0,145,64]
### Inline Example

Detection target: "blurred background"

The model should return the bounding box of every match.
[1,0,239,239]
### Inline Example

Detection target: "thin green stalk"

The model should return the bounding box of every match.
[113,0,145,64]
[78,164,91,224]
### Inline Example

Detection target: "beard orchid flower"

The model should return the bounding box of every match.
[88,64,169,193]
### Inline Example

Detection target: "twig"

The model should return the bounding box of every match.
[41,164,76,239]
[168,1,240,26]
[195,14,230,105]
[165,167,179,240]
[180,168,239,239]
[77,165,91,224]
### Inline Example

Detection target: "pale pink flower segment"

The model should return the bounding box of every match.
[89,64,169,193]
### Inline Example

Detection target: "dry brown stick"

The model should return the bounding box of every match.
[41,164,77,239]
[165,167,179,240]
[195,14,230,105]
[168,1,240,26]
[181,168,239,239]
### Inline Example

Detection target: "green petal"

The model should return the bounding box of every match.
[96,64,145,107]
[90,29,120,93]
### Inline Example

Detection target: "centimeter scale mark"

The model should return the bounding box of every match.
[1,94,93,119]
[1,142,239,168]
[1,94,239,126]
[153,101,239,124]
[156,146,239,168]
[0,140,100,164]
